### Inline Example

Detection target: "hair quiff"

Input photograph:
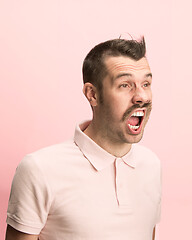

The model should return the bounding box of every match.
[82,36,146,91]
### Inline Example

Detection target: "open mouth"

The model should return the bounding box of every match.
[126,110,145,134]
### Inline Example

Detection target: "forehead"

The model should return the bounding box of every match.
[104,56,151,76]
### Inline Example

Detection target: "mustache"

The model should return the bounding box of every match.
[122,102,152,121]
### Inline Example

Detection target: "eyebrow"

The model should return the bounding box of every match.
[113,72,152,81]
[146,73,153,78]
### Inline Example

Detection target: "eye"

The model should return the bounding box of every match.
[119,82,133,89]
[143,82,151,88]
[119,83,129,88]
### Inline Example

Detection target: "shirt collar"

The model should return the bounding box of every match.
[74,121,136,171]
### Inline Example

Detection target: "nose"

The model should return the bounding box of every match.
[132,87,151,105]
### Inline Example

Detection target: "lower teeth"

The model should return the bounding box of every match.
[128,124,139,130]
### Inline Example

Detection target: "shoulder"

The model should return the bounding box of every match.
[30,139,78,157]
[133,145,162,194]
[133,144,161,169]
[17,139,80,175]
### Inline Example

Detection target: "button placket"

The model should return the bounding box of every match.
[115,158,120,205]
[115,157,133,208]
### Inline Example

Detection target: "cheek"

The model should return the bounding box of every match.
[148,89,152,101]
[108,97,126,110]
[109,92,130,105]
[109,99,129,119]
[102,91,132,115]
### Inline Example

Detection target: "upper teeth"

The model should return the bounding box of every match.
[131,111,144,117]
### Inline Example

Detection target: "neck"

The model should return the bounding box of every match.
[83,120,132,157]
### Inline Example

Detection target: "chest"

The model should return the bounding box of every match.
[41,161,160,239]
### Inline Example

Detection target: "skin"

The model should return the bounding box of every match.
[153,227,156,240]
[84,55,156,239]
[5,225,156,240]
[84,56,152,157]
[6,225,155,240]
[5,55,156,240]
[5,225,38,240]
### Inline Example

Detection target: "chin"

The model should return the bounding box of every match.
[126,132,144,144]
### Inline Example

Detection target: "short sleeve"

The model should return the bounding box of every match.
[156,160,162,224]
[6,155,52,234]
[156,197,161,224]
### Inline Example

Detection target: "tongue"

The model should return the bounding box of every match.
[127,116,139,126]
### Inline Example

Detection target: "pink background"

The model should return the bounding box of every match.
[0,0,191,239]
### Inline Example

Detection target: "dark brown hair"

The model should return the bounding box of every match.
[82,37,146,91]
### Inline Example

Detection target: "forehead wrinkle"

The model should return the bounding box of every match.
[106,63,150,73]
[104,57,151,83]
[111,67,152,84]
[111,72,152,84]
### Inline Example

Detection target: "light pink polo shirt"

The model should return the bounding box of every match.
[7,121,161,240]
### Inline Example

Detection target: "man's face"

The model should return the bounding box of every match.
[95,56,152,144]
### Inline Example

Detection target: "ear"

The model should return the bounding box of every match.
[83,83,98,107]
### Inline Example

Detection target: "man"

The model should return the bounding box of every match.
[6,37,161,240]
